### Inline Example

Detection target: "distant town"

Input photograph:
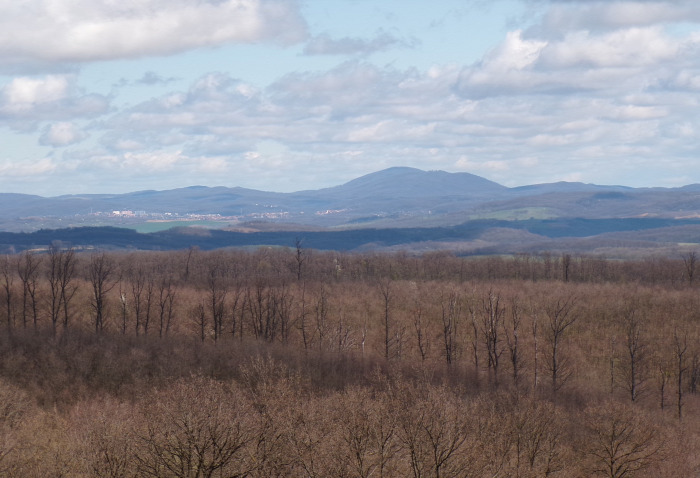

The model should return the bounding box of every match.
[81,207,350,222]
[96,209,242,221]
[10,207,360,233]
[77,209,292,226]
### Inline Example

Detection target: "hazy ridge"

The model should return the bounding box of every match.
[2,167,700,255]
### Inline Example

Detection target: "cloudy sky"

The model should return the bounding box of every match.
[1,0,699,195]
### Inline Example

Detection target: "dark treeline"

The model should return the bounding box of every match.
[0,246,700,476]
[4,216,700,253]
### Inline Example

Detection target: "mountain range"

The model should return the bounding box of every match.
[3,167,700,256]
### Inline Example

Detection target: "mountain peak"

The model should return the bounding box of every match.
[333,167,506,198]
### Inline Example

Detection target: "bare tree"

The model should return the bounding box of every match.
[690,352,700,394]
[378,279,392,360]
[118,276,128,335]
[505,297,523,386]
[227,280,244,341]
[157,275,176,338]
[314,285,330,351]
[657,357,671,411]
[142,277,155,336]
[275,283,294,344]
[46,245,77,336]
[297,283,310,350]
[129,265,146,336]
[682,251,697,285]
[397,385,471,478]
[88,252,117,334]
[469,303,480,374]
[621,304,646,402]
[76,397,137,478]
[585,402,663,478]
[440,289,461,365]
[247,282,281,343]
[59,247,77,331]
[47,247,63,336]
[136,377,254,477]
[192,303,207,342]
[207,262,228,342]
[609,335,617,395]
[16,251,41,330]
[674,329,688,420]
[333,387,399,478]
[532,309,540,392]
[481,289,505,383]
[544,295,577,393]
[561,253,572,282]
[412,296,429,362]
[509,397,565,476]
[294,237,306,282]
[0,256,13,333]
[126,263,157,337]
[369,391,401,478]
[182,245,197,283]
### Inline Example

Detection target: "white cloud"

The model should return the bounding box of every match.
[4,0,700,194]
[121,151,182,171]
[606,105,668,121]
[484,31,547,72]
[110,139,147,151]
[0,75,109,125]
[39,122,88,146]
[303,31,413,56]
[345,120,437,143]
[2,76,69,112]
[456,23,696,98]
[89,150,185,172]
[0,157,56,177]
[540,1,700,32]
[198,157,228,173]
[539,27,678,68]
[669,69,700,91]
[70,50,696,192]
[85,149,235,176]
[671,122,695,137]
[0,0,307,69]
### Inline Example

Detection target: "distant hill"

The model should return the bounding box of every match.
[4,167,700,229]
[3,167,700,256]
[312,167,506,199]
[1,167,507,228]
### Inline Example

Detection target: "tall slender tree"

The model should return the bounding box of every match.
[88,252,117,334]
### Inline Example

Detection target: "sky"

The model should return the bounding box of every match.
[1,0,700,196]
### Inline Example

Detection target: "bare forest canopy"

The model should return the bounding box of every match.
[1,247,700,475]
[4,167,700,255]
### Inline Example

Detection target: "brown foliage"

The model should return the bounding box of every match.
[0,249,697,475]
[582,401,665,477]
[135,377,256,477]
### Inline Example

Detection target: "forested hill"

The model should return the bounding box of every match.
[3,217,700,255]
[3,167,700,233]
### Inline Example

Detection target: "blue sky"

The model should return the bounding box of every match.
[1,0,699,195]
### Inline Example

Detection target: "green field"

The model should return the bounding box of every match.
[129,221,231,233]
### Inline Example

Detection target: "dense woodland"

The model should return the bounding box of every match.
[1,246,700,476]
